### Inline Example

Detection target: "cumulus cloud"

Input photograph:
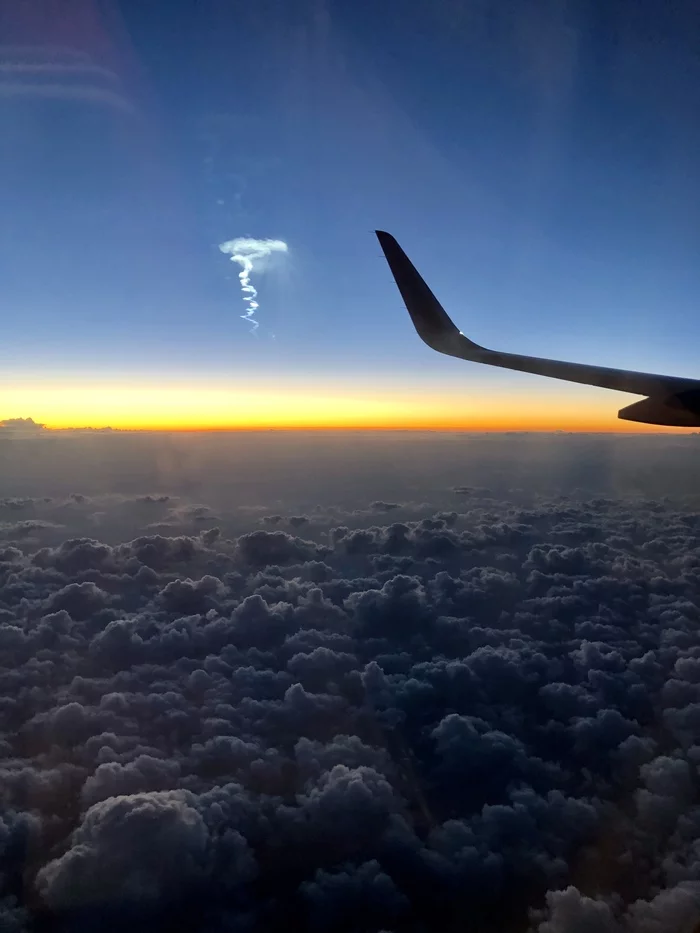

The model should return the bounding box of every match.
[0,417,45,434]
[36,791,210,909]
[0,433,697,929]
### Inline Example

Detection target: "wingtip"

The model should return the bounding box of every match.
[374,228,473,358]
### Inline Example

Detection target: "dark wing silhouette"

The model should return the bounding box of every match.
[376,229,700,426]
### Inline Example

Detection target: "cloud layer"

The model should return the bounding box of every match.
[0,436,697,931]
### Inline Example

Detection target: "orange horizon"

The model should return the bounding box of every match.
[13,420,694,435]
[0,381,695,435]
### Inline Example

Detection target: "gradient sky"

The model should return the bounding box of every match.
[2,0,700,430]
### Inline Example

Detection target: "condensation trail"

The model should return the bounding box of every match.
[219,237,288,334]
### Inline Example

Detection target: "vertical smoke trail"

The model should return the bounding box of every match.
[219,237,288,334]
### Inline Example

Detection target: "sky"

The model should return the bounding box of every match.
[2,0,700,430]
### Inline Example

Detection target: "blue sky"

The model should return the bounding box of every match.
[1,0,700,425]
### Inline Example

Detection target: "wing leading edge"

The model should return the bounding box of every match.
[376,230,700,427]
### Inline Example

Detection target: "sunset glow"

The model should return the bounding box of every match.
[0,382,688,433]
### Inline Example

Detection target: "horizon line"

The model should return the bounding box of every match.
[0,423,696,437]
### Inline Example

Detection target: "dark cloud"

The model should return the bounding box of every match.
[0,433,697,929]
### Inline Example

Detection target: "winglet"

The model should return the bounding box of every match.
[375,230,486,360]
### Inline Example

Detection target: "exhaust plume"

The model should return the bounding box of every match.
[219,237,288,334]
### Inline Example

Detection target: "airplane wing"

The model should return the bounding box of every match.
[375,230,700,408]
